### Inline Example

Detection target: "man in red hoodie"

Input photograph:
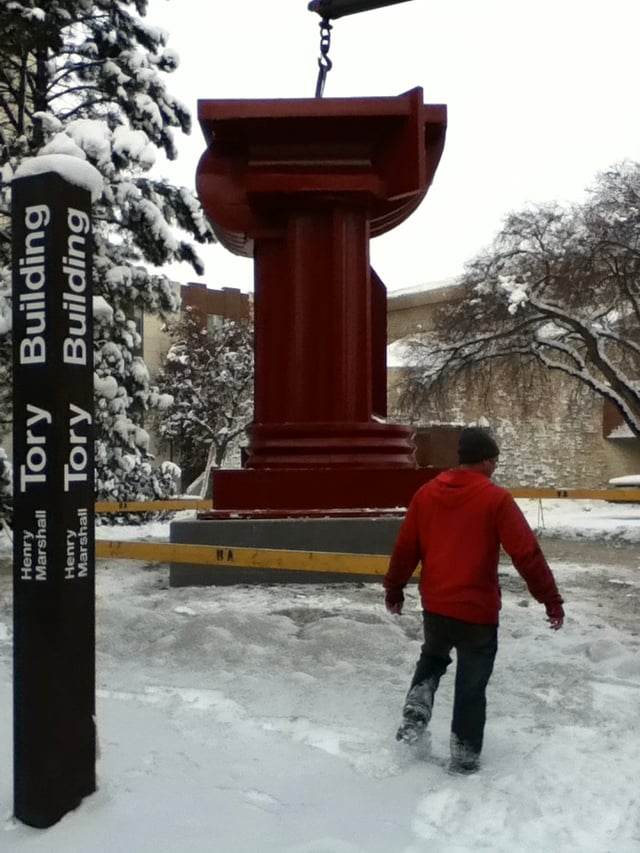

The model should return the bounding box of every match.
[383,427,564,774]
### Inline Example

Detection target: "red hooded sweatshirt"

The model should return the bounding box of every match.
[384,469,560,625]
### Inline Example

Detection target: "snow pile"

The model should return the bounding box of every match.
[608,473,640,486]
[14,155,103,201]
[519,498,640,546]
[0,501,639,850]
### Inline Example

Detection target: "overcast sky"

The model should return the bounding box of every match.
[148,0,640,293]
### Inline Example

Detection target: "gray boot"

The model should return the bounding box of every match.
[395,680,436,744]
[449,733,480,774]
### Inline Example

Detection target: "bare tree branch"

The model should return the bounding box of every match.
[397,162,640,436]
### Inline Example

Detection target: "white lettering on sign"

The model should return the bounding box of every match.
[62,208,90,365]
[18,204,50,365]
[21,530,33,581]
[64,508,89,580]
[64,403,92,490]
[35,509,47,582]
[65,529,76,580]
[77,507,89,578]
[20,510,47,581]
[19,404,51,491]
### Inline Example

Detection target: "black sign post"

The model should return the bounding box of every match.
[12,172,96,827]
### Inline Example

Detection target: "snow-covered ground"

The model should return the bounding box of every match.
[1,498,640,852]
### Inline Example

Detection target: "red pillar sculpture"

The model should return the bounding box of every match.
[196,87,446,516]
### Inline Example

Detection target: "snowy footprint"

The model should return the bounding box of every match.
[411,788,465,844]
[242,788,283,813]
[258,715,407,778]
[410,778,511,850]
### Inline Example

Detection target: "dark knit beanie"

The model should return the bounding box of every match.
[458,427,500,464]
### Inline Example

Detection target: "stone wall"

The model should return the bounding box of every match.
[388,355,640,489]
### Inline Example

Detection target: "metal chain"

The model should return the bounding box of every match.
[314,18,333,98]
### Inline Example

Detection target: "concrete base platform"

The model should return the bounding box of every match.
[169,516,405,586]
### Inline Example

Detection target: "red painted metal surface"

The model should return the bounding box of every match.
[202,467,441,518]
[196,88,447,513]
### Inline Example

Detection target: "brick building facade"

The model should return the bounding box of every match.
[142,283,250,376]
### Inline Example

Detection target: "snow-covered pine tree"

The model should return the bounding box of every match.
[156,306,254,492]
[0,447,11,527]
[0,0,215,504]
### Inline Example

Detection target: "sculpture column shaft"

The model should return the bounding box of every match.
[254,206,372,424]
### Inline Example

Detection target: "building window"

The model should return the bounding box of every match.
[207,313,223,333]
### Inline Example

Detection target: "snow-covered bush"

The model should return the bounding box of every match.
[155,307,254,489]
[0,448,12,526]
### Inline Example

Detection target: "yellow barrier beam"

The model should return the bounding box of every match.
[95,539,390,575]
[95,484,640,572]
[509,488,640,502]
[95,499,210,513]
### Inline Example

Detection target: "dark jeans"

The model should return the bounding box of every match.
[403,611,498,759]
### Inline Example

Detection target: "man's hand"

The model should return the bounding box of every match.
[385,588,404,615]
[545,596,564,630]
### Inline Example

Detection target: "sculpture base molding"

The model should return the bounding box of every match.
[200,466,441,518]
